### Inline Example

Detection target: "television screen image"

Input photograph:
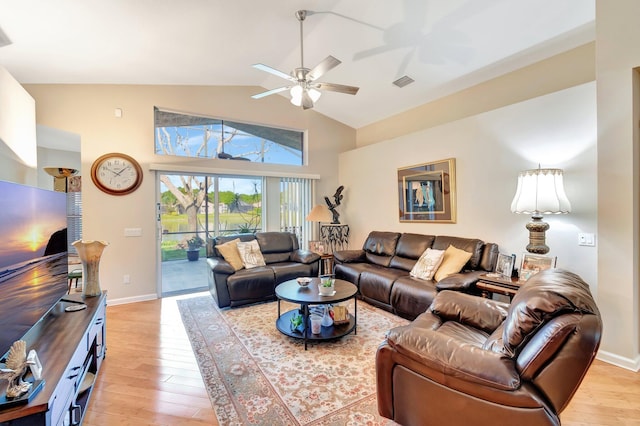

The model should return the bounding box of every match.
[0,180,68,360]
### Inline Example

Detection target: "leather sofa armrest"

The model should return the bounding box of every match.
[436,270,485,291]
[291,249,320,264]
[430,290,509,333]
[207,257,235,275]
[386,322,520,390]
[333,249,366,263]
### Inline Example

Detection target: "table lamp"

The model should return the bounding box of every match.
[306,204,333,240]
[510,166,571,254]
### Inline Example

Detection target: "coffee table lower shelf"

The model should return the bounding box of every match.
[276,309,356,348]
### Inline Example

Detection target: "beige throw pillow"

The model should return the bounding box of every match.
[434,245,473,282]
[215,238,244,271]
[236,240,266,269]
[410,248,445,280]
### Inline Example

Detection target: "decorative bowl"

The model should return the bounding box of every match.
[296,277,312,287]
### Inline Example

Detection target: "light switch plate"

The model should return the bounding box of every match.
[578,233,595,246]
[124,227,142,237]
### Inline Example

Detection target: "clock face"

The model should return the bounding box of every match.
[90,153,143,195]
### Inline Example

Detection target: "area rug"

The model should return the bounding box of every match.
[178,295,408,426]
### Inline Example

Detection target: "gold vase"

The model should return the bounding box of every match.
[72,240,109,297]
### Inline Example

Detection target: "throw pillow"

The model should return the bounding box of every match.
[236,240,266,269]
[215,238,244,271]
[410,248,445,280]
[434,245,473,282]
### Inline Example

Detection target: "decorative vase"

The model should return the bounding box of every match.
[72,240,109,297]
[321,305,333,327]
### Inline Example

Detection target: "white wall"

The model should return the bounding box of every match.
[0,66,37,185]
[339,82,597,289]
[595,0,640,369]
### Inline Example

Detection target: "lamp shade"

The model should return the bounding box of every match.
[511,168,571,215]
[306,204,333,222]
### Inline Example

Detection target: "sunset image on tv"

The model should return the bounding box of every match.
[0,181,68,275]
[0,180,70,360]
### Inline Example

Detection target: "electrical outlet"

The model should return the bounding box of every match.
[123,274,131,285]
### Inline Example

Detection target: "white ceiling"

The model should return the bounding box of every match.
[0,0,594,129]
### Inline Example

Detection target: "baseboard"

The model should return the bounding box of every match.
[596,349,640,372]
[107,293,158,306]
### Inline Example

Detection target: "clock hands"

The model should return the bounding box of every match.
[113,165,131,177]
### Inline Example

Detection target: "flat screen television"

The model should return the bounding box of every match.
[0,180,68,360]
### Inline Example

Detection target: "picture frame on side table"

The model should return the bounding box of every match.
[309,241,325,255]
[495,253,515,278]
[398,158,456,223]
[519,253,557,282]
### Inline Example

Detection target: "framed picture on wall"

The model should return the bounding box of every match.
[398,158,456,223]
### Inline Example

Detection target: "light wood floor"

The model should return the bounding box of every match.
[84,294,640,425]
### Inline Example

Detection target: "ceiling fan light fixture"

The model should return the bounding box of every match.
[308,88,321,103]
[251,9,359,109]
[290,85,303,106]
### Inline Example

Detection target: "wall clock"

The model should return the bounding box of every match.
[90,152,143,195]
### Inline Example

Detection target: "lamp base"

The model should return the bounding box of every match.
[525,216,550,254]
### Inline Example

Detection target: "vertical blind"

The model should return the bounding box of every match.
[280,177,313,250]
[67,191,82,254]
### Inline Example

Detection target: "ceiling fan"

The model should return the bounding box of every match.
[251,10,359,110]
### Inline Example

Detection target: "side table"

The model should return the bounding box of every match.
[319,254,334,276]
[476,273,522,301]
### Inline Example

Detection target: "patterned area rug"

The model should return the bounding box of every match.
[178,295,408,426]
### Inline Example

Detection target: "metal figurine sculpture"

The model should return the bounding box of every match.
[0,340,34,398]
[324,185,344,224]
[321,186,349,252]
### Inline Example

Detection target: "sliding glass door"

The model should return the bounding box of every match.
[158,173,263,296]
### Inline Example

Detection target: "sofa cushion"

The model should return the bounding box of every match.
[256,232,297,264]
[213,233,256,257]
[391,276,438,320]
[226,266,275,305]
[434,245,473,282]
[363,231,401,267]
[237,240,266,269]
[359,267,407,306]
[410,248,445,280]
[215,238,243,271]
[432,236,484,270]
[389,233,436,271]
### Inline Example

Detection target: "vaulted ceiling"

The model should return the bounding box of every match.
[0,0,594,128]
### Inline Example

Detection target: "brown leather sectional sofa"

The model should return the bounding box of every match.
[333,231,499,319]
[206,232,320,308]
[376,268,602,425]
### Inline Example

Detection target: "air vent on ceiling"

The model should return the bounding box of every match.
[392,76,415,88]
[0,27,11,48]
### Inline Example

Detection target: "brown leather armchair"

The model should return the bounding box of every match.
[376,268,602,426]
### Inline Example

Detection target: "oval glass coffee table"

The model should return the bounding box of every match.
[275,278,358,350]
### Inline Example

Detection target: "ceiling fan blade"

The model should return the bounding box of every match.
[301,90,314,110]
[307,56,341,81]
[252,63,296,82]
[315,82,360,96]
[251,86,291,99]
